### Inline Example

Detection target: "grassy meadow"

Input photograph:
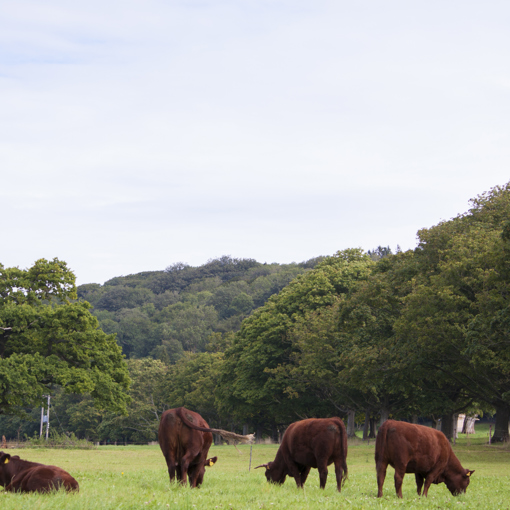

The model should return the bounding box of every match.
[1,424,509,509]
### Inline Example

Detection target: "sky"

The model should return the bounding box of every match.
[1,1,509,285]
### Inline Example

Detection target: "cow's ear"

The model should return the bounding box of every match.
[205,456,218,467]
[466,470,475,477]
[0,453,11,464]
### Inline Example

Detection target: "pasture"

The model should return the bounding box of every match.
[1,424,509,509]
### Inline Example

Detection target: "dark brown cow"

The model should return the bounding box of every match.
[158,407,217,488]
[255,418,348,491]
[375,420,474,498]
[0,451,79,493]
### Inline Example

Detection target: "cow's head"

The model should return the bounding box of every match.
[0,452,12,487]
[193,456,218,487]
[204,456,218,468]
[254,462,287,485]
[442,469,475,495]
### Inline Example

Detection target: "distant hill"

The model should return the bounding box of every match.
[77,255,325,360]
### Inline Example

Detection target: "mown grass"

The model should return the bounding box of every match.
[1,424,509,509]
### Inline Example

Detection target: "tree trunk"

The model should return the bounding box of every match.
[363,410,370,440]
[457,414,466,434]
[411,415,418,424]
[492,404,510,442]
[346,409,356,437]
[243,423,249,436]
[463,416,476,434]
[369,417,376,438]
[271,424,278,443]
[379,408,389,427]
[440,413,455,441]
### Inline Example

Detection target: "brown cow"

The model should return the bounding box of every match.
[0,451,79,493]
[375,420,474,498]
[255,417,348,491]
[158,407,217,488]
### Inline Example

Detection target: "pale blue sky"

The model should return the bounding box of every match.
[1,1,509,284]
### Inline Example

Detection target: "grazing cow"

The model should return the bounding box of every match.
[255,417,348,491]
[375,420,475,498]
[158,407,217,488]
[0,451,79,493]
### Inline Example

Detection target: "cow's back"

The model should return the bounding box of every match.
[22,466,78,492]
[7,465,78,493]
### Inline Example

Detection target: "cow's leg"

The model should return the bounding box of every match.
[300,467,311,486]
[317,460,329,489]
[422,466,444,497]
[286,462,304,488]
[179,451,199,486]
[421,475,436,497]
[394,468,405,498]
[376,461,387,497]
[179,460,190,486]
[415,474,424,496]
[164,454,177,482]
[334,459,345,492]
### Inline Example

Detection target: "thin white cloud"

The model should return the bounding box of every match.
[1,1,509,283]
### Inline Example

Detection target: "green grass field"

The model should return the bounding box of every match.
[1,424,509,509]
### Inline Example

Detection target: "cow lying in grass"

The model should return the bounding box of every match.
[375,420,474,498]
[255,417,348,491]
[0,451,79,493]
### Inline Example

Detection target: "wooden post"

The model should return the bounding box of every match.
[249,444,253,471]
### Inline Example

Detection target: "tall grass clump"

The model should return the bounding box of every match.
[24,431,96,450]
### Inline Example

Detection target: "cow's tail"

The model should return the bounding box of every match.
[374,420,387,466]
[334,417,348,486]
[175,408,255,444]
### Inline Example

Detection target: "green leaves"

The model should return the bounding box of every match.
[0,258,76,306]
[218,249,375,424]
[0,259,130,416]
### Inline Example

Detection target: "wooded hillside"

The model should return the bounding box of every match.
[77,255,325,360]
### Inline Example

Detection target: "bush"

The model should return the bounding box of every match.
[25,430,96,449]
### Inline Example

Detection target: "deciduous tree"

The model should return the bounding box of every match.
[0,259,130,416]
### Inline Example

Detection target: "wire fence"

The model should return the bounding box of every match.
[0,440,162,450]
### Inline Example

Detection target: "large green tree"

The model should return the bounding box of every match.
[0,258,130,415]
[217,249,375,431]
[395,183,510,440]
[271,250,420,437]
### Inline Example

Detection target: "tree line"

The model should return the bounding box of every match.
[1,183,509,443]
